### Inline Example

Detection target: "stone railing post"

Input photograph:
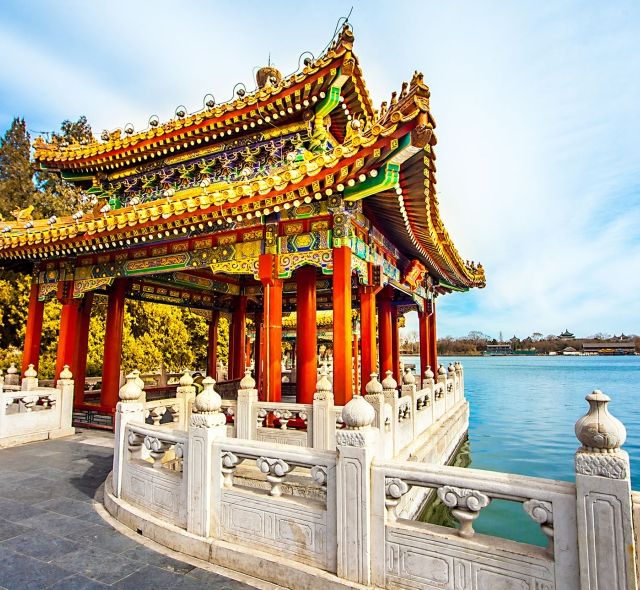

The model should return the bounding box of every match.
[381,370,398,402]
[364,373,384,430]
[313,365,334,450]
[236,369,257,440]
[187,376,227,537]
[175,371,196,426]
[364,373,392,458]
[131,369,146,404]
[454,361,463,402]
[436,364,447,416]
[0,369,4,392]
[423,365,436,426]
[402,368,419,439]
[56,365,75,436]
[113,372,145,497]
[574,390,638,590]
[5,363,19,387]
[382,371,400,455]
[336,394,379,585]
[21,364,39,391]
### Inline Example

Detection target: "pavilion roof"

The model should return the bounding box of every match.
[1,26,484,292]
[32,26,374,172]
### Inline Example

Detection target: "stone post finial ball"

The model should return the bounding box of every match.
[194,376,222,413]
[316,365,332,392]
[342,395,375,429]
[131,369,145,390]
[382,370,398,390]
[7,363,17,375]
[119,373,142,402]
[575,390,626,451]
[59,365,72,380]
[424,365,434,380]
[179,370,194,387]
[240,369,256,390]
[25,364,38,378]
[402,367,416,385]
[438,364,446,376]
[365,373,383,395]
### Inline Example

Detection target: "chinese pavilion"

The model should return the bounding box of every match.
[0,25,484,419]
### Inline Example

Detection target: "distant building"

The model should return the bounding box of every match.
[562,346,581,356]
[485,343,512,355]
[559,329,575,339]
[582,341,636,355]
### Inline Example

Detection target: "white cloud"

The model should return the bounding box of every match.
[1,1,638,337]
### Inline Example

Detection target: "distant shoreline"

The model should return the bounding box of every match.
[400,352,639,358]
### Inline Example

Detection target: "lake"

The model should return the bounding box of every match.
[401,354,640,544]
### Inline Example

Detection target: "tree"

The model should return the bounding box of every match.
[35,117,93,217]
[467,331,490,342]
[0,271,31,349]
[0,118,36,219]
[0,114,231,380]
[531,332,543,342]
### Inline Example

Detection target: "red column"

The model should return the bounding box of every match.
[254,312,262,395]
[332,246,353,405]
[418,309,430,378]
[73,293,94,406]
[352,331,360,397]
[259,254,283,402]
[428,299,438,371]
[21,282,45,375]
[227,313,236,380]
[296,265,317,404]
[207,311,220,378]
[245,335,252,369]
[378,286,394,378]
[391,306,400,382]
[231,295,248,379]
[359,285,378,394]
[100,279,127,410]
[54,297,81,384]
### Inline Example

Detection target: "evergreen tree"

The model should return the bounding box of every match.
[0,118,35,219]
[35,116,93,217]
[0,116,233,380]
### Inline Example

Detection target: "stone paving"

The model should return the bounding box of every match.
[0,432,260,590]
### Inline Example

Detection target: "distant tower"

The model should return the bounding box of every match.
[499,331,503,343]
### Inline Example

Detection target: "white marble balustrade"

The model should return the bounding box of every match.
[106,370,639,590]
[0,365,75,448]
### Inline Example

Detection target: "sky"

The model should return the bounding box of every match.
[1,0,639,339]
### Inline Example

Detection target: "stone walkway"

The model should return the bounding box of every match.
[0,431,266,590]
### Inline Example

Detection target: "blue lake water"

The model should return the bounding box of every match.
[402,354,640,544]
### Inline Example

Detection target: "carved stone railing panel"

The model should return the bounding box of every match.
[437,485,491,538]
[120,422,188,527]
[372,459,579,590]
[524,498,554,555]
[213,439,337,573]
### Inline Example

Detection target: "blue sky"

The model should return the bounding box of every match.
[1,1,639,338]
